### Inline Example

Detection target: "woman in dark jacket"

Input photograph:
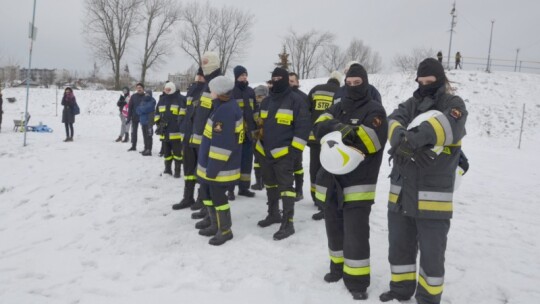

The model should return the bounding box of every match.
[61,87,76,142]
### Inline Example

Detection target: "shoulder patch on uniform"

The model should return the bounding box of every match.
[450,108,462,120]
[372,116,383,128]
[213,122,223,133]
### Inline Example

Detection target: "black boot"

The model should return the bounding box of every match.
[199,207,217,237]
[238,188,255,197]
[273,200,295,240]
[173,160,182,178]
[209,208,233,246]
[227,190,235,201]
[251,174,264,190]
[294,173,304,202]
[115,136,123,142]
[190,196,204,211]
[324,261,343,282]
[257,201,282,228]
[141,149,152,156]
[379,291,411,302]
[312,209,325,221]
[195,213,211,229]
[351,291,368,300]
[163,160,172,175]
[191,204,207,219]
[122,132,129,142]
[172,181,196,210]
[127,146,136,151]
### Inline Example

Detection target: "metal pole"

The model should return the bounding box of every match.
[23,0,37,147]
[446,1,457,70]
[55,86,58,117]
[486,20,495,73]
[519,61,522,72]
[514,48,520,72]
[518,103,525,149]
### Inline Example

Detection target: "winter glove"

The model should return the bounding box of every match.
[412,147,438,168]
[458,152,469,175]
[336,123,356,146]
[392,137,415,167]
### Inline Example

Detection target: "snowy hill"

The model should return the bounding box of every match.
[1,71,539,303]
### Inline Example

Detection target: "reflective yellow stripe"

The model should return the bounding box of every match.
[392,273,416,282]
[388,120,403,141]
[271,147,289,158]
[190,137,202,145]
[294,168,304,175]
[418,275,444,295]
[389,193,398,204]
[343,265,370,276]
[154,115,160,122]
[169,134,183,140]
[197,169,240,182]
[254,163,260,168]
[281,191,296,198]
[419,201,453,212]
[209,151,229,161]
[292,141,305,151]
[330,256,344,264]
[215,204,230,211]
[200,96,213,109]
[314,114,332,124]
[164,156,173,161]
[260,110,268,119]
[265,184,278,189]
[203,200,213,206]
[427,117,446,147]
[315,191,326,202]
[255,141,266,156]
[344,192,375,202]
[313,94,333,102]
[356,126,376,153]
[184,175,197,181]
[173,155,183,161]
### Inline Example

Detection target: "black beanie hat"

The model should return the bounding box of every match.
[346,64,369,85]
[417,58,446,82]
[234,65,248,79]
[136,82,145,89]
[271,67,289,82]
[197,67,204,77]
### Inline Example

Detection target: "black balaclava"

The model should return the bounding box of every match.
[234,65,249,90]
[416,58,446,98]
[271,68,289,94]
[345,64,369,101]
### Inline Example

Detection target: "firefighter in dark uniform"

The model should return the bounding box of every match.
[173,68,206,210]
[189,52,223,223]
[306,71,342,221]
[196,76,243,246]
[333,62,382,105]
[288,72,308,201]
[380,58,467,304]
[313,64,387,300]
[226,65,257,199]
[250,85,269,191]
[255,67,310,240]
[154,82,186,177]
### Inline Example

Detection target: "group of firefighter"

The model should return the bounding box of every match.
[128,51,468,304]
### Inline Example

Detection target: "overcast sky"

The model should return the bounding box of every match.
[1,0,539,83]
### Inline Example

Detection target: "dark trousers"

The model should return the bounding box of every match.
[130,121,140,148]
[309,144,322,203]
[64,123,74,138]
[141,124,153,151]
[387,211,450,304]
[183,144,198,181]
[239,138,253,191]
[259,152,296,216]
[163,140,182,162]
[199,183,229,208]
[324,185,372,292]
[293,151,304,194]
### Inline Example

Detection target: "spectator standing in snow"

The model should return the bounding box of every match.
[455,52,462,69]
[136,89,157,156]
[116,87,130,142]
[436,51,443,63]
[381,58,467,304]
[61,87,76,142]
[127,83,145,151]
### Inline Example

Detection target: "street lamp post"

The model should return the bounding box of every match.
[23,0,37,147]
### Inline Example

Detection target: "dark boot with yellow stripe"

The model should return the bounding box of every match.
[209,207,233,246]
[273,200,295,240]
[257,201,281,227]
[163,160,172,175]
[172,180,195,210]
[199,207,217,236]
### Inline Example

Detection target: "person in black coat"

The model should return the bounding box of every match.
[116,87,130,142]
[61,87,77,142]
[127,83,145,151]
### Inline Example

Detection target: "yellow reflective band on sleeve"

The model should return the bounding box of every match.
[154,115,160,122]
[236,100,245,108]
[427,117,447,147]
[294,168,304,175]
[184,175,197,181]
[179,108,186,116]
[158,106,166,112]
[200,95,213,109]
[389,193,398,204]
[275,111,293,121]
[314,113,333,124]
[343,265,370,276]
[310,185,316,193]
[190,136,202,145]
[271,146,289,158]
[169,133,183,140]
[186,97,193,106]
[356,126,377,153]
[388,119,403,141]
[292,141,306,151]
[254,163,260,168]
[255,141,266,156]
[215,204,230,211]
[209,151,229,161]
[281,191,296,198]
[170,105,180,115]
[235,119,244,133]
[418,201,453,212]
[392,273,416,282]
[308,131,316,141]
[260,110,268,119]
[418,276,444,295]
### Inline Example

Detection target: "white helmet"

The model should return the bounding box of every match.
[408,110,444,155]
[320,131,365,175]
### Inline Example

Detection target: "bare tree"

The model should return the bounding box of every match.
[392,47,435,73]
[140,0,181,84]
[178,1,254,74]
[321,44,346,74]
[284,29,335,79]
[214,5,254,73]
[84,0,142,89]
[344,38,382,73]
[178,1,220,68]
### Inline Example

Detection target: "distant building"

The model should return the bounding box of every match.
[167,73,192,92]
[0,66,21,86]
[19,68,56,86]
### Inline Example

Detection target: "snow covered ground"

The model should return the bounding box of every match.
[1,70,539,303]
